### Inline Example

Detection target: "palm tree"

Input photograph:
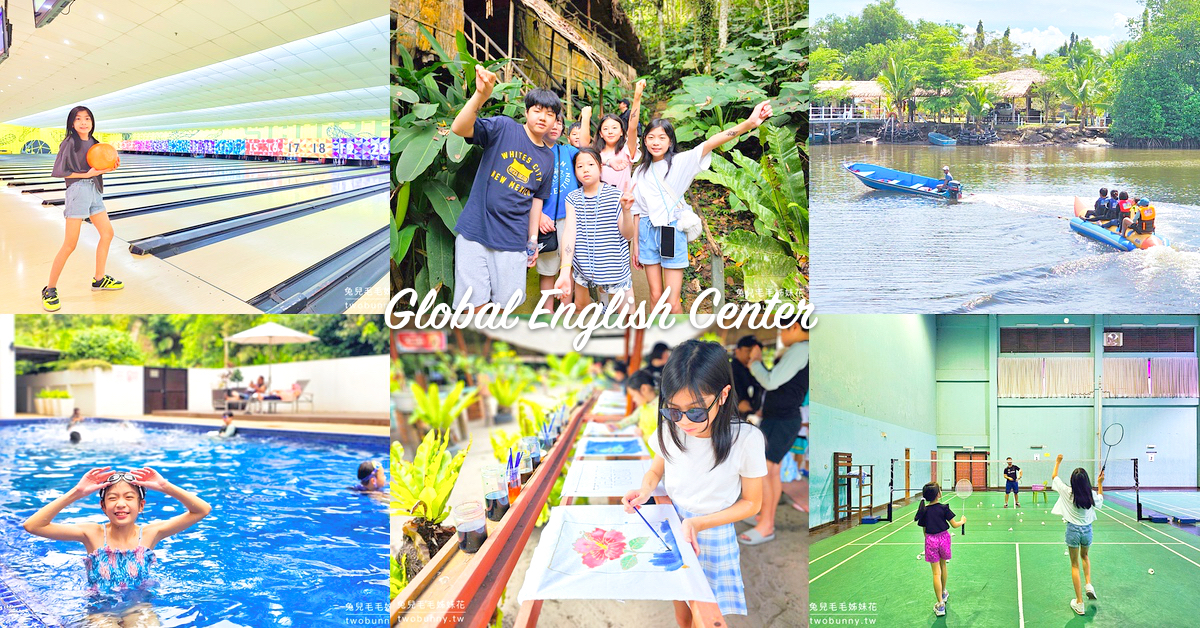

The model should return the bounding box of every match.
[876,56,917,122]
[1058,57,1108,130]
[962,84,997,129]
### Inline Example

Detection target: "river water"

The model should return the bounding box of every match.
[810,144,1200,312]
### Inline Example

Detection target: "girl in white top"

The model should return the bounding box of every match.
[1050,454,1104,615]
[630,100,773,314]
[623,340,767,620]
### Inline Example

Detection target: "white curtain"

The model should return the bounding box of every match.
[998,357,1044,398]
[1150,357,1199,398]
[1103,358,1150,397]
[1045,357,1094,397]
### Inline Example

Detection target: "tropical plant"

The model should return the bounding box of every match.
[408,381,478,433]
[392,27,528,302]
[390,434,469,526]
[390,553,408,600]
[876,56,916,121]
[961,84,997,129]
[488,374,531,412]
[1058,57,1109,130]
[659,75,769,144]
[543,353,593,391]
[696,123,807,300]
[36,389,72,399]
[66,359,113,371]
[489,429,524,464]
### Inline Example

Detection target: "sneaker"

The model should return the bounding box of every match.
[91,274,124,291]
[41,286,60,312]
[1085,584,1097,600]
[942,589,949,603]
[1004,504,1009,508]
[1016,502,1021,508]
[1070,599,1085,615]
[934,603,946,617]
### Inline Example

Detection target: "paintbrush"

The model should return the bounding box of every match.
[631,506,670,551]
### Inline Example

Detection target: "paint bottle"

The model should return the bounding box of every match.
[482,464,509,522]
[454,501,488,554]
[521,436,542,470]
[507,466,521,503]
[518,450,534,485]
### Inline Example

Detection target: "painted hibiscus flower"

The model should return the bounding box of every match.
[573,527,628,568]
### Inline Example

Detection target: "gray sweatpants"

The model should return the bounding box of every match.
[453,234,527,309]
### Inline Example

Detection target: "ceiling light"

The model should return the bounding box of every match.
[63,40,70,45]
[98,14,104,20]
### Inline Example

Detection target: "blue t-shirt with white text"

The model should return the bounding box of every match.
[542,143,580,222]
[455,116,554,251]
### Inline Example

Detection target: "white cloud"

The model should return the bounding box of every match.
[1113,12,1128,29]
[1005,26,1069,56]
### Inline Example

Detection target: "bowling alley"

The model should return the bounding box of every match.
[0,0,389,314]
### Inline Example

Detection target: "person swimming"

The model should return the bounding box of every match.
[355,460,387,492]
[22,466,211,624]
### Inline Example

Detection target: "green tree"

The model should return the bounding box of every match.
[911,24,973,122]
[961,84,998,129]
[63,328,145,365]
[810,47,847,82]
[1058,57,1108,129]
[813,0,913,52]
[877,56,917,120]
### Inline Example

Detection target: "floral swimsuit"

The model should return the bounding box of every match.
[85,524,156,596]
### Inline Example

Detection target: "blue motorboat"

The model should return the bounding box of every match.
[928,132,957,146]
[843,162,963,200]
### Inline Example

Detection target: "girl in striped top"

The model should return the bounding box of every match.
[553,147,638,311]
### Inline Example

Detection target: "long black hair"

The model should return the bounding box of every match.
[592,113,628,155]
[657,340,745,469]
[573,146,603,172]
[636,118,678,178]
[63,105,96,151]
[914,482,940,525]
[1070,468,1095,510]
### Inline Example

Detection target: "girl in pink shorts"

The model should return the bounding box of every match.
[914,482,966,617]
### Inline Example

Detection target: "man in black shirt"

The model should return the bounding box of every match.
[1003,457,1022,508]
[730,335,764,419]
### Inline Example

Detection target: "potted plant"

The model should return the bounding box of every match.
[390,431,470,599]
[409,381,478,444]
[35,389,74,416]
[487,375,529,425]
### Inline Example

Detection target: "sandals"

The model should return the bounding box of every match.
[738,528,775,545]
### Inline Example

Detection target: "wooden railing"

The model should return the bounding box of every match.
[464,15,532,84]
[811,105,890,121]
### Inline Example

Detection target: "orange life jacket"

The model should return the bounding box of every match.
[1137,205,1155,233]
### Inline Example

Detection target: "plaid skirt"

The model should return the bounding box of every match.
[674,504,747,615]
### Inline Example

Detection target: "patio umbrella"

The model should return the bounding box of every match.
[224,322,319,386]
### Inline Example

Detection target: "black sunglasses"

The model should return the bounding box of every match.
[660,393,722,424]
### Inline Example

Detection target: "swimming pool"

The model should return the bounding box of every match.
[0,420,388,627]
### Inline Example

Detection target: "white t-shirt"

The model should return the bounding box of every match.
[650,421,767,515]
[1050,475,1103,525]
[630,145,712,226]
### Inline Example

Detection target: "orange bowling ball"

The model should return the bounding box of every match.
[86,143,119,170]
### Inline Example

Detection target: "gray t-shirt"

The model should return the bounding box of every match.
[630,145,712,226]
[51,136,103,192]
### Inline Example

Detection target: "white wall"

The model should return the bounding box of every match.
[188,354,389,414]
[16,366,144,416]
[0,315,14,417]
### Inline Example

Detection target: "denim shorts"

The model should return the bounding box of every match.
[637,216,688,269]
[1065,522,1093,548]
[63,178,106,219]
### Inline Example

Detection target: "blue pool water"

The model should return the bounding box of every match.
[0,420,388,627]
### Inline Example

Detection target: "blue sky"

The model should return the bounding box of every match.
[814,0,1146,54]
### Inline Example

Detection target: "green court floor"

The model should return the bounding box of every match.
[810,491,1200,627]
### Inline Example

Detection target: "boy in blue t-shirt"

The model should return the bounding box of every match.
[450,65,559,310]
[537,106,592,304]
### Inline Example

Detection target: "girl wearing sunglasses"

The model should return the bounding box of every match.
[622,340,767,622]
[22,466,211,623]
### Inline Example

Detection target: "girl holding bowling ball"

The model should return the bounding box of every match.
[43,105,123,311]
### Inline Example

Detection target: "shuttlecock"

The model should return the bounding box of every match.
[1020,519,1023,522]
[918,553,925,560]
[1041,522,1045,525]
[988,522,992,526]
[1149,569,1155,575]
[997,515,1001,518]
[1065,550,1069,555]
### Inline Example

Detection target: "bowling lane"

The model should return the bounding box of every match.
[13,159,328,188]
[19,162,339,190]
[29,165,364,197]
[0,157,290,180]
[163,193,387,300]
[115,174,388,240]
[35,167,383,208]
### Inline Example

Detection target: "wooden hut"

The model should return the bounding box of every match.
[972,68,1049,118]
[394,0,641,117]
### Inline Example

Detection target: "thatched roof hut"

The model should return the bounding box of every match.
[972,69,1049,99]
[395,0,641,115]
